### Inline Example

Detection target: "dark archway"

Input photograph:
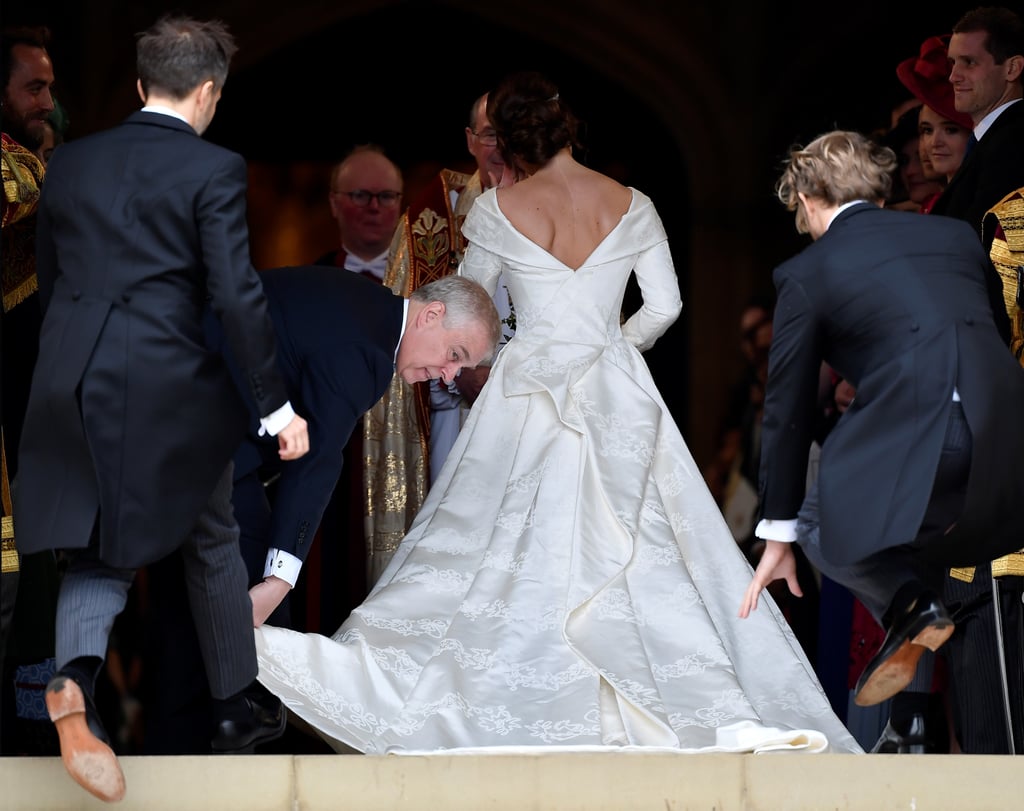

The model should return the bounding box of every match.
[10,0,981,465]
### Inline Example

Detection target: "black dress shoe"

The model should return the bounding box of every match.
[854,591,954,707]
[870,713,930,754]
[210,690,287,754]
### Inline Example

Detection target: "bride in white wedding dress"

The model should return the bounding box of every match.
[254,71,861,756]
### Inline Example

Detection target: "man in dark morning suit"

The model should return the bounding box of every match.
[739,131,1024,725]
[231,269,499,627]
[142,266,502,754]
[930,7,1024,231]
[11,16,310,802]
[929,5,1024,754]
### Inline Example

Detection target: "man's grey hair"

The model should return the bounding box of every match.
[412,275,501,361]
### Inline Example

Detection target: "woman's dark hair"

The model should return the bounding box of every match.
[487,70,581,171]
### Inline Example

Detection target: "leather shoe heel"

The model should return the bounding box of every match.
[854,592,953,707]
[211,691,287,754]
[46,675,126,802]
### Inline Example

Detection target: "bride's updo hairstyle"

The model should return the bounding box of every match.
[488,70,581,171]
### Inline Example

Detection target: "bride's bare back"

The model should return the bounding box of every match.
[496,149,633,270]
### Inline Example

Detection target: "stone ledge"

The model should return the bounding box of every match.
[1,753,1020,810]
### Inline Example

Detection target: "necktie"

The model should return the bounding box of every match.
[965,132,979,156]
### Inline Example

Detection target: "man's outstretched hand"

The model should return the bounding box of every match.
[738,540,803,618]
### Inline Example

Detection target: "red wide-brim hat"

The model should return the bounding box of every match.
[896,34,974,130]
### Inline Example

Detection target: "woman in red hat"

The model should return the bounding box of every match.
[916,106,971,213]
[897,34,975,214]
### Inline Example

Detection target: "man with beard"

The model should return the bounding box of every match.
[1,24,58,757]
[2,25,55,305]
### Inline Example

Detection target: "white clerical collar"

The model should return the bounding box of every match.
[973,98,1021,142]
[343,248,388,280]
[140,105,191,126]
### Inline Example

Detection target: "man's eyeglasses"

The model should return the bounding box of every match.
[471,129,498,147]
[333,189,403,208]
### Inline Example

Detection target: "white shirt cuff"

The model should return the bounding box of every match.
[258,401,296,437]
[754,518,798,542]
[263,548,302,587]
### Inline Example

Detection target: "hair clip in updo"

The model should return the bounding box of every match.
[548,93,559,102]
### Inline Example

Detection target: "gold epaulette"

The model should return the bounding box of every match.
[950,550,1024,582]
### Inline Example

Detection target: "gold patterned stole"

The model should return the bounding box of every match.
[2,134,44,575]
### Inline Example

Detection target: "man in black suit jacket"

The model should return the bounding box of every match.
[224,267,500,627]
[739,131,1024,717]
[931,6,1024,231]
[143,266,501,754]
[12,16,309,801]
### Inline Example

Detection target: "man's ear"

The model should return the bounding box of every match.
[1005,53,1023,83]
[419,300,446,325]
[136,79,146,103]
[197,79,216,109]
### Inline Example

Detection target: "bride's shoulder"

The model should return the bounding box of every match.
[462,188,505,242]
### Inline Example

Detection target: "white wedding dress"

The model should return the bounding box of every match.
[255,188,861,755]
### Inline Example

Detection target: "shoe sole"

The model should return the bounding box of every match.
[854,622,954,707]
[46,676,126,803]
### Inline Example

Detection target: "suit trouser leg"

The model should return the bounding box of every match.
[795,401,969,622]
[944,567,1024,753]
[180,463,256,700]
[55,550,134,669]
[795,480,924,622]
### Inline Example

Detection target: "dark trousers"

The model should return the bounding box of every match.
[944,566,1024,753]
[796,401,971,622]
[142,466,347,754]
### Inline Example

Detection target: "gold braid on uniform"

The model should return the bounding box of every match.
[986,188,1024,363]
[950,188,1024,582]
[2,135,45,572]
[2,133,44,312]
